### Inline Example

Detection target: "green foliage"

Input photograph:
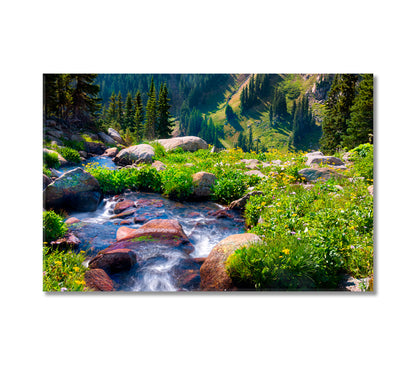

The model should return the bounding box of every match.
[212,171,247,204]
[59,147,81,163]
[43,211,68,243]
[43,246,88,291]
[161,167,194,201]
[43,165,51,177]
[85,164,162,195]
[62,139,85,151]
[43,150,60,169]
[349,143,373,181]
[152,141,167,159]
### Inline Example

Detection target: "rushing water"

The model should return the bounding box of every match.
[60,157,246,291]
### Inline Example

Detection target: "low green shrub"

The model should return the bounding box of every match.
[43,150,60,169]
[60,147,81,163]
[212,171,247,204]
[43,210,67,243]
[347,143,373,182]
[43,246,88,291]
[85,164,162,195]
[152,141,167,159]
[62,139,85,151]
[43,165,51,177]
[161,167,194,201]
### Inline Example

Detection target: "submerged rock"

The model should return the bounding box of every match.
[116,219,189,243]
[113,199,135,214]
[200,233,262,291]
[43,167,102,212]
[156,136,208,152]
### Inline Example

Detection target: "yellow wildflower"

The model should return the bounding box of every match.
[282,248,290,255]
[73,266,80,272]
[55,261,62,266]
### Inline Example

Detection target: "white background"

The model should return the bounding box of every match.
[1,1,415,373]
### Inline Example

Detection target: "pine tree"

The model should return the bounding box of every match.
[68,74,101,125]
[116,92,124,129]
[247,126,253,151]
[342,74,373,149]
[320,74,358,153]
[156,83,173,138]
[144,77,157,140]
[124,92,135,132]
[134,89,144,140]
[106,92,117,125]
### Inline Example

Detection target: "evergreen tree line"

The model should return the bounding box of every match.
[240,74,271,112]
[43,74,101,126]
[101,77,173,142]
[320,74,373,152]
[289,95,316,148]
[236,126,266,153]
[178,106,224,147]
[268,86,289,127]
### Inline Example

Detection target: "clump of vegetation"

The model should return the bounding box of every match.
[161,167,194,201]
[43,210,68,243]
[348,143,373,182]
[60,146,81,163]
[62,139,85,151]
[43,165,51,177]
[43,151,60,169]
[43,246,88,291]
[212,171,247,204]
[85,163,162,194]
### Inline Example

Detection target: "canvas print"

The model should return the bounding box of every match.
[43,74,374,292]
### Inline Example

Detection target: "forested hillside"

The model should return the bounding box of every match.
[44,73,373,154]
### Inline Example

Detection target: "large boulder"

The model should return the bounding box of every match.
[305,152,345,167]
[298,168,346,183]
[43,167,102,212]
[84,141,106,155]
[156,136,208,152]
[108,128,125,145]
[98,132,116,146]
[200,233,262,291]
[113,144,155,166]
[192,172,216,199]
[84,269,115,291]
